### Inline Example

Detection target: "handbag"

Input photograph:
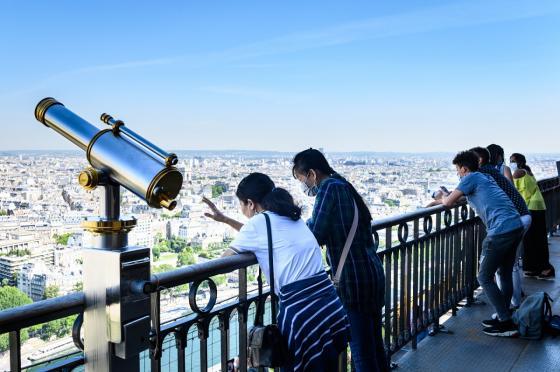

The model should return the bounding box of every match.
[248,212,290,368]
[332,201,359,288]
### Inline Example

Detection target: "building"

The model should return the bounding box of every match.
[0,247,55,285]
[17,261,53,301]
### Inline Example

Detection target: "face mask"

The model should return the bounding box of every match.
[300,175,319,197]
[510,162,518,172]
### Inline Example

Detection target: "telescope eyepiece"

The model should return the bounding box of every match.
[35,97,63,126]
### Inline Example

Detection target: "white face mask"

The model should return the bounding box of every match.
[510,162,518,172]
[300,179,319,197]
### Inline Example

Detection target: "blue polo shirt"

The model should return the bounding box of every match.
[457,172,522,236]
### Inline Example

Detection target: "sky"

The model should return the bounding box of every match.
[1,0,559,154]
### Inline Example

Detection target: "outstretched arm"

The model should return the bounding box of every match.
[202,196,244,231]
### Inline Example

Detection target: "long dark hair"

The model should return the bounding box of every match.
[292,148,372,224]
[510,153,533,176]
[487,144,504,166]
[236,173,302,221]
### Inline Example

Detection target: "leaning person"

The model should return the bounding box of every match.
[432,150,523,337]
[292,148,387,372]
[470,146,531,308]
[203,173,349,372]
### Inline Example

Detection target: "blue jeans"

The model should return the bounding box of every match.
[346,309,388,372]
[478,228,524,321]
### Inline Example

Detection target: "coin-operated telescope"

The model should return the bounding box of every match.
[35,98,183,371]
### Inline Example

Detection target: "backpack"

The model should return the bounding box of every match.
[546,315,560,336]
[512,292,553,339]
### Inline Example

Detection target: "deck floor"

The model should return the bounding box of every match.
[394,235,560,372]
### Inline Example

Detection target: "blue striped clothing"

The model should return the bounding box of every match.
[277,271,350,372]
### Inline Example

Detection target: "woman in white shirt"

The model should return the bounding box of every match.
[203,172,349,372]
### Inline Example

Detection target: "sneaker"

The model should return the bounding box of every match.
[483,319,519,337]
[481,317,501,327]
[537,271,555,281]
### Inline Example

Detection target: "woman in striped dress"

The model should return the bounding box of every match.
[203,173,350,371]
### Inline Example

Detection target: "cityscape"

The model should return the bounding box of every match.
[0,149,558,369]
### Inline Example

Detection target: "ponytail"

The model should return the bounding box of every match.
[262,188,302,221]
[236,173,302,221]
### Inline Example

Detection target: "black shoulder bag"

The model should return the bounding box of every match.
[248,213,290,368]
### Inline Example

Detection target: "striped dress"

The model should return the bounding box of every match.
[277,271,350,372]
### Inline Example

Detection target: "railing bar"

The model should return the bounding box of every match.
[238,267,248,372]
[399,238,406,345]
[391,229,399,349]
[150,291,162,372]
[9,330,21,372]
[412,219,419,349]
[435,212,442,321]
[200,322,208,372]
[177,330,186,372]
[383,240,392,348]
[220,313,230,372]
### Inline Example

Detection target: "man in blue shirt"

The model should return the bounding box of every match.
[433,151,524,337]
[470,146,532,309]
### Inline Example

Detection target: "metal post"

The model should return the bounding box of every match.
[83,183,151,371]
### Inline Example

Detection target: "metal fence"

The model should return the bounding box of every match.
[1,176,559,372]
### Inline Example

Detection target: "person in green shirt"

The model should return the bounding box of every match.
[510,153,555,280]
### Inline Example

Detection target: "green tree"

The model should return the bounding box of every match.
[177,248,196,267]
[44,284,60,299]
[0,287,32,351]
[169,236,188,253]
[152,245,161,261]
[152,264,175,274]
[212,184,226,198]
[39,315,77,341]
[73,281,83,292]
[53,233,72,245]
[0,210,7,216]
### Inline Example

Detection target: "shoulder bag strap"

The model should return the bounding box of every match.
[254,269,264,326]
[333,201,359,286]
[263,212,278,324]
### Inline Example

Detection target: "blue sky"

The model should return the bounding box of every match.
[1,0,559,153]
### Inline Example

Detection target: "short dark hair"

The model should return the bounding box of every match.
[453,151,480,172]
[487,144,504,165]
[470,146,490,165]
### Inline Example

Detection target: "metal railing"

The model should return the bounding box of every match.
[1,176,559,371]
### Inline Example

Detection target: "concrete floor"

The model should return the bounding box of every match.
[394,236,560,372]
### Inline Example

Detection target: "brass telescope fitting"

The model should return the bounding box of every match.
[78,167,101,190]
[34,97,64,126]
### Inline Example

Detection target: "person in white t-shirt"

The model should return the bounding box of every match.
[203,172,349,372]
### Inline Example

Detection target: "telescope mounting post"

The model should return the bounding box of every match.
[81,173,151,371]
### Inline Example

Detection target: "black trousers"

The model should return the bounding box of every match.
[522,210,554,272]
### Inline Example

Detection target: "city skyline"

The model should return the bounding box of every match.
[1,0,559,152]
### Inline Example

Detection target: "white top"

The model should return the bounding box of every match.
[229,212,324,294]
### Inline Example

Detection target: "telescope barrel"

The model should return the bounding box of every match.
[100,113,178,167]
[35,98,99,150]
[35,98,182,210]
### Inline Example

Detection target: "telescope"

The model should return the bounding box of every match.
[35,97,183,371]
[35,97,182,210]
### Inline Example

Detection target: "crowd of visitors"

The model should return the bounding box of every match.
[202,145,555,371]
